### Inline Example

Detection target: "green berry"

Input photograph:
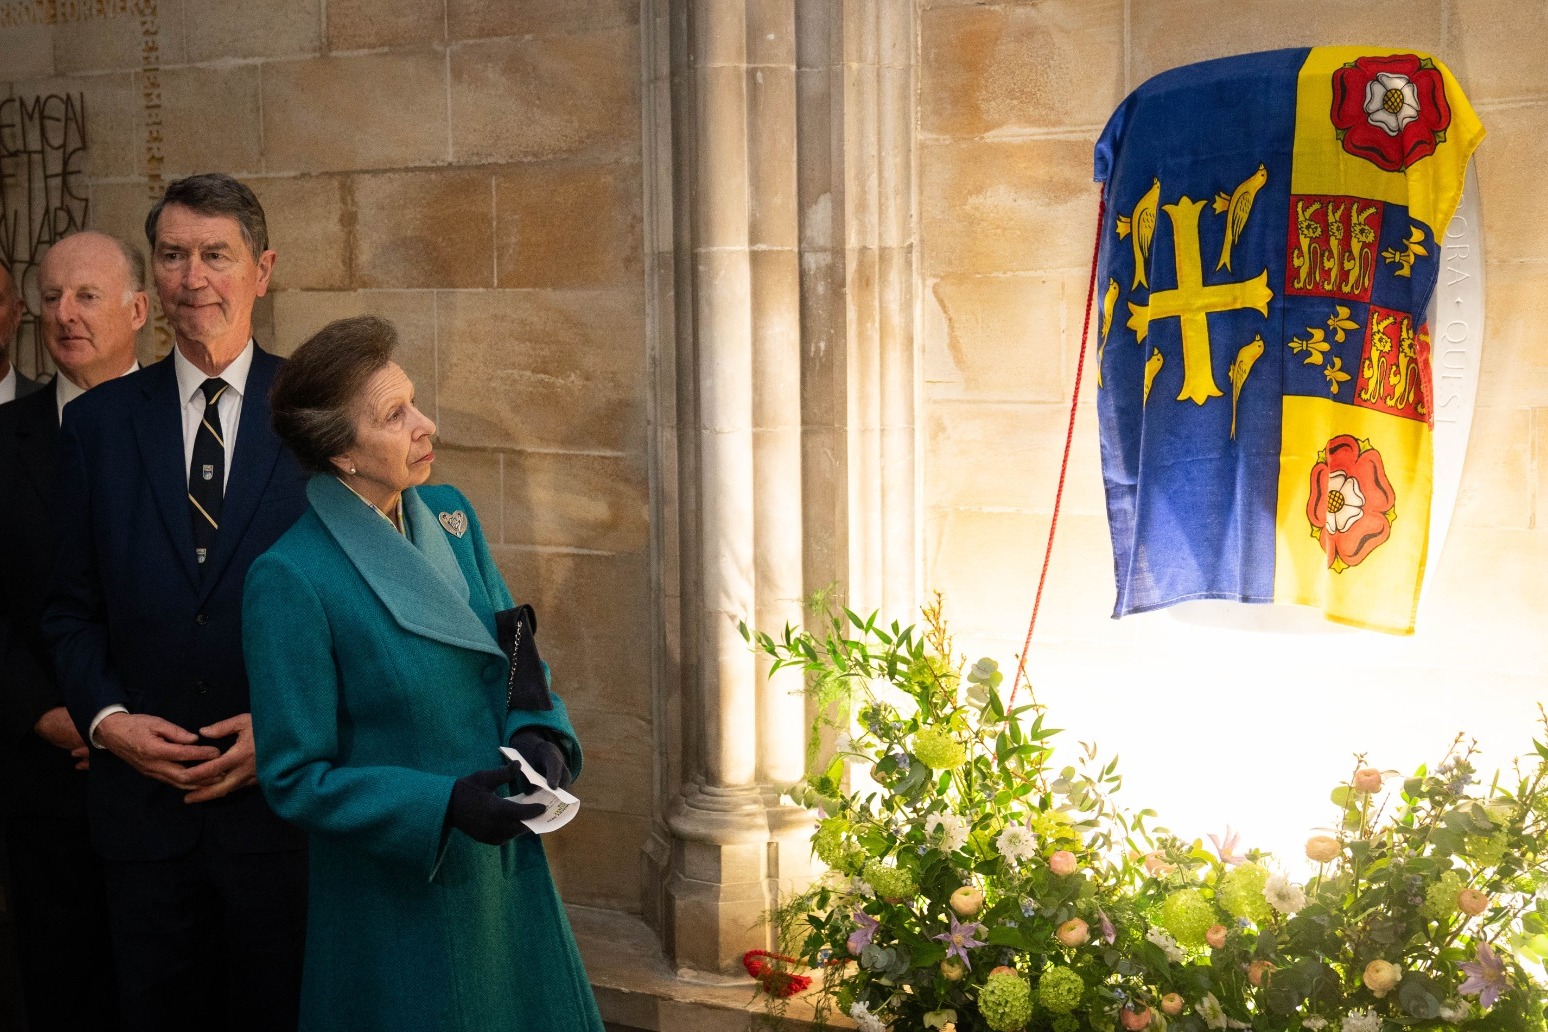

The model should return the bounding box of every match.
[1158,888,1217,947]
[1422,870,1464,921]
[862,859,917,902]
[1036,966,1085,1015]
[979,971,1033,1031]
[1217,863,1273,924]
[914,726,968,771]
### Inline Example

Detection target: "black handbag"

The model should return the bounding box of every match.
[493,603,554,712]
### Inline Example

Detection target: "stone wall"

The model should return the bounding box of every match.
[4,0,1547,949]
[0,0,651,912]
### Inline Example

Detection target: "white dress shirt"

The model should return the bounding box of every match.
[0,364,16,404]
[173,339,254,491]
[90,342,256,746]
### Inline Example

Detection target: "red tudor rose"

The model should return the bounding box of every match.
[1306,434,1396,570]
[1331,54,1453,172]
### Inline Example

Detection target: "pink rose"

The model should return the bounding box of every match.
[1352,768,1384,793]
[1363,958,1402,997]
[1120,1006,1152,1030]
[1305,835,1341,863]
[1247,959,1275,987]
[1049,850,1078,876]
[1160,993,1185,1016]
[1143,852,1174,875]
[950,885,984,917]
[1457,888,1489,916]
[1205,924,1228,949]
[1056,918,1089,947]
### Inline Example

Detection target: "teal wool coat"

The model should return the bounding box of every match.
[244,477,604,1032]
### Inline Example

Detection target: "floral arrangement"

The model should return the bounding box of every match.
[743,602,1548,1032]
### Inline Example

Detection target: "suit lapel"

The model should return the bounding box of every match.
[132,358,201,590]
[199,348,283,599]
[309,476,504,661]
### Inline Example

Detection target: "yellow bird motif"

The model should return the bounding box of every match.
[1142,347,1164,405]
[1212,163,1268,272]
[1097,277,1119,388]
[1114,177,1161,289]
[1227,334,1265,439]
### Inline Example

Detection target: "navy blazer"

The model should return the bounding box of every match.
[43,347,309,861]
[0,380,83,817]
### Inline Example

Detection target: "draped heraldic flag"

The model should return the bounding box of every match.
[1094,47,1482,634]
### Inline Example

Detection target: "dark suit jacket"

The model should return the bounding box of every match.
[9,368,43,400]
[0,378,85,819]
[43,347,310,862]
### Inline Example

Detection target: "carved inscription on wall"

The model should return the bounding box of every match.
[0,92,89,367]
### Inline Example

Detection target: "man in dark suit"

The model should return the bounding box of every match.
[0,230,146,1030]
[0,258,42,403]
[44,175,309,1032]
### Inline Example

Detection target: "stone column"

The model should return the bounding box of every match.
[640,0,920,975]
[647,0,815,976]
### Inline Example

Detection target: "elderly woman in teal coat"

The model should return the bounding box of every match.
[243,315,604,1032]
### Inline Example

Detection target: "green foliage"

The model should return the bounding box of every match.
[749,605,1548,1032]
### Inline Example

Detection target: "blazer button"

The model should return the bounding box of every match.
[195,612,209,625]
[482,662,502,685]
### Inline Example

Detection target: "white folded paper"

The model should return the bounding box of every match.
[499,746,581,834]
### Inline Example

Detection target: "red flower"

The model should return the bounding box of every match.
[1306,434,1395,570]
[1330,54,1453,172]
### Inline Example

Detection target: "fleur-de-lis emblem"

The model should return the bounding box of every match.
[1288,327,1331,366]
[1326,305,1361,343]
[1324,356,1352,394]
[1381,225,1429,278]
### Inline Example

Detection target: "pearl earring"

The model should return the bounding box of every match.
[349,465,358,475]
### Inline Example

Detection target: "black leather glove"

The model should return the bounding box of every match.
[446,762,545,845]
[509,728,573,791]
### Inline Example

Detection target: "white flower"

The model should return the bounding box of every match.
[1300,1018,1328,1031]
[926,813,970,854]
[1325,471,1366,532]
[1264,873,1307,915]
[995,823,1037,865]
[1198,992,1228,1030]
[849,1001,888,1032]
[852,876,875,899]
[1146,927,1186,964]
[1363,72,1421,136]
[1341,1008,1381,1032]
[1438,999,1470,1022]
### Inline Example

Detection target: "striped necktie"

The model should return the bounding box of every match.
[189,377,228,569]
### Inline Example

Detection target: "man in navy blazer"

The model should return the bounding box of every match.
[44,175,308,1032]
[0,232,145,1031]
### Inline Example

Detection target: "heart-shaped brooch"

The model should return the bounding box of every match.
[438,510,468,538]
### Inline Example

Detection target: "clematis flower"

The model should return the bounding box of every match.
[1209,826,1246,866]
[847,909,880,956]
[932,916,987,971]
[1458,942,1509,1009]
